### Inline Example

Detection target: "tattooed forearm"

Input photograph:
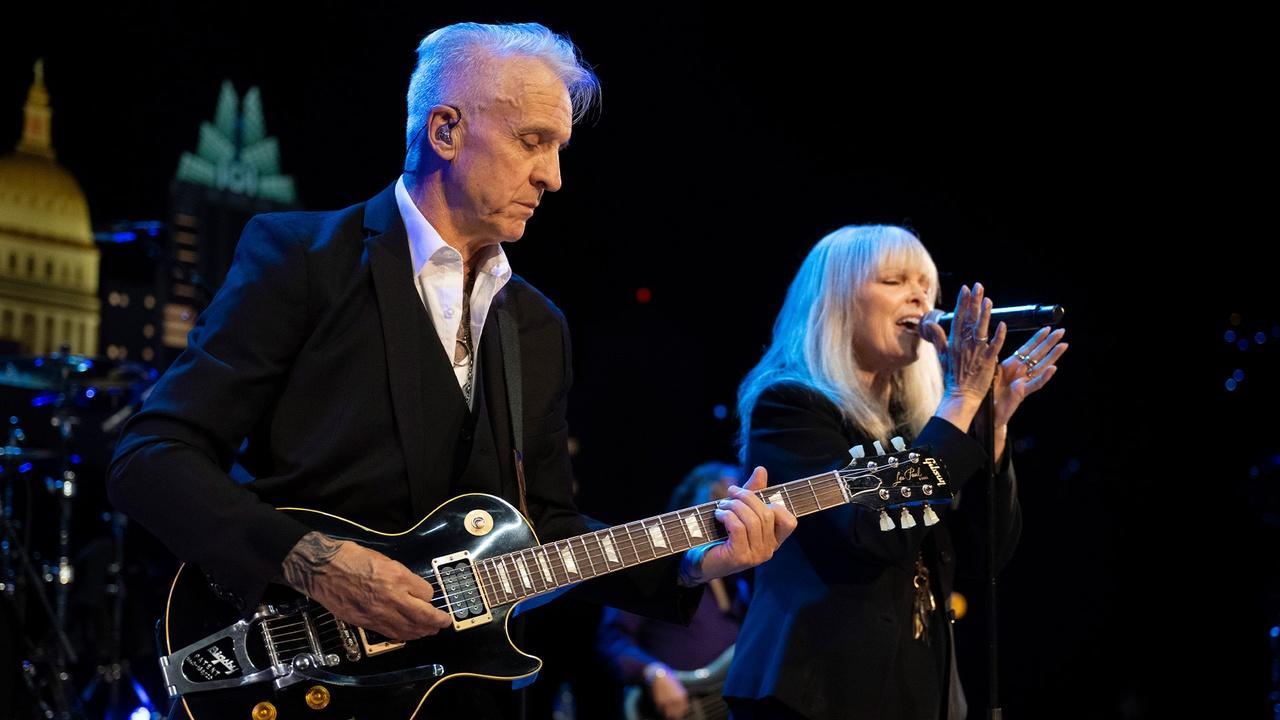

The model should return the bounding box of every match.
[281,531,344,595]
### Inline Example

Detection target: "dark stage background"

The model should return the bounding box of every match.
[2,3,1271,718]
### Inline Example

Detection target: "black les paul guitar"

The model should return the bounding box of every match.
[160,442,951,719]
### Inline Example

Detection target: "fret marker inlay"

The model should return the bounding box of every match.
[535,550,553,583]
[515,556,532,589]
[648,524,669,549]
[497,562,513,595]
[559,547,578,575]
[684,515,703,538]
[601,536,620,563]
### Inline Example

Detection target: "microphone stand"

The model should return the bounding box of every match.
[982,377,1001,720]
[934,303,1062,717]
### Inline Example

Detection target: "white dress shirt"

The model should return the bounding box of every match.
[394,175,512,407]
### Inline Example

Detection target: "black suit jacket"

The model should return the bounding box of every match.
[108,182,698,621]
[724,383,1021,720]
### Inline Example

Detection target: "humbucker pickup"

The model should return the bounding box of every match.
[432,551,492,630]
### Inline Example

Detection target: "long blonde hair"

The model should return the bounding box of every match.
[738,225,943,457]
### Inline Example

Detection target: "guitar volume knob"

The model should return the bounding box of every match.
[465,510,494,536]
[305,685,331,710]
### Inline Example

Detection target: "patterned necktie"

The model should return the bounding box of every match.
[454,270,475,406]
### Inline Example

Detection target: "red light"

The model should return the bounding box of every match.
[635,287,652,304]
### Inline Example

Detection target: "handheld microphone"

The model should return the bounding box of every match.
[924,304,1063,331]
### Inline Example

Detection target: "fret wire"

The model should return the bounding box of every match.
[531,547,551,587]
[779,485,795,514]
[473,559,489,603]
[534,542,556,590]
[639,519,658,561]
[472,468,883,603]
[531,547,551,592]
[589,531,608,569]
[695,504,712,540]
[670,510,692,552]
[526,548,546,593]
[607,527,622,567]
[578,536,598,576]
[519,549,537,593]
[478,560,500,605]
[502,553,522,596]
[623,522,641,565]
[551,540,572,583]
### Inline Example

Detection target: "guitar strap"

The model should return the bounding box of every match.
[495,303,529,521]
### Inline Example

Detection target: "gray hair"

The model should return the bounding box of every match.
[737,225,944,457]
[405,22,600,169]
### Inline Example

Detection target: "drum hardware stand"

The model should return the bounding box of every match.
[1,348,157,718]
[78,511,154,719]
[48,350,84,633]
[2,419,81,719]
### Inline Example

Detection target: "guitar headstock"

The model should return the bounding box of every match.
[840,437,952,530]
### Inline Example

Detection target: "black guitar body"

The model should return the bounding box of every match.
[164,494,541,719]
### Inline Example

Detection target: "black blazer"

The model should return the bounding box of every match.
[108,182,698,620]
[724,383,1021,720]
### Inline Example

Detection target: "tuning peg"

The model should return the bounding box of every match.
[922,504,940,526]
[848,444,866,460]
[879,509,895,531]
[873,440,885,455]
[899,507,917,529]
[890,436,907,452]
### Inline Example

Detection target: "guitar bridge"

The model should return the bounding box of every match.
[432,550,492,631]
[333,618,363,662]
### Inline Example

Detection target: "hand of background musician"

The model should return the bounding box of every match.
[695,466,797,581]
[645,663,690,720]
[280,531,453,641]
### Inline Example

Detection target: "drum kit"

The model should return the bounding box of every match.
[0,350,161,720]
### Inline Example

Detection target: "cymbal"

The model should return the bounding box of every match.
[0,354,154,392]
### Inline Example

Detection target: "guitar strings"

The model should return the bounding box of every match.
[464,469,902,604]
[287,462,919,626]
[467,479,855,605]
